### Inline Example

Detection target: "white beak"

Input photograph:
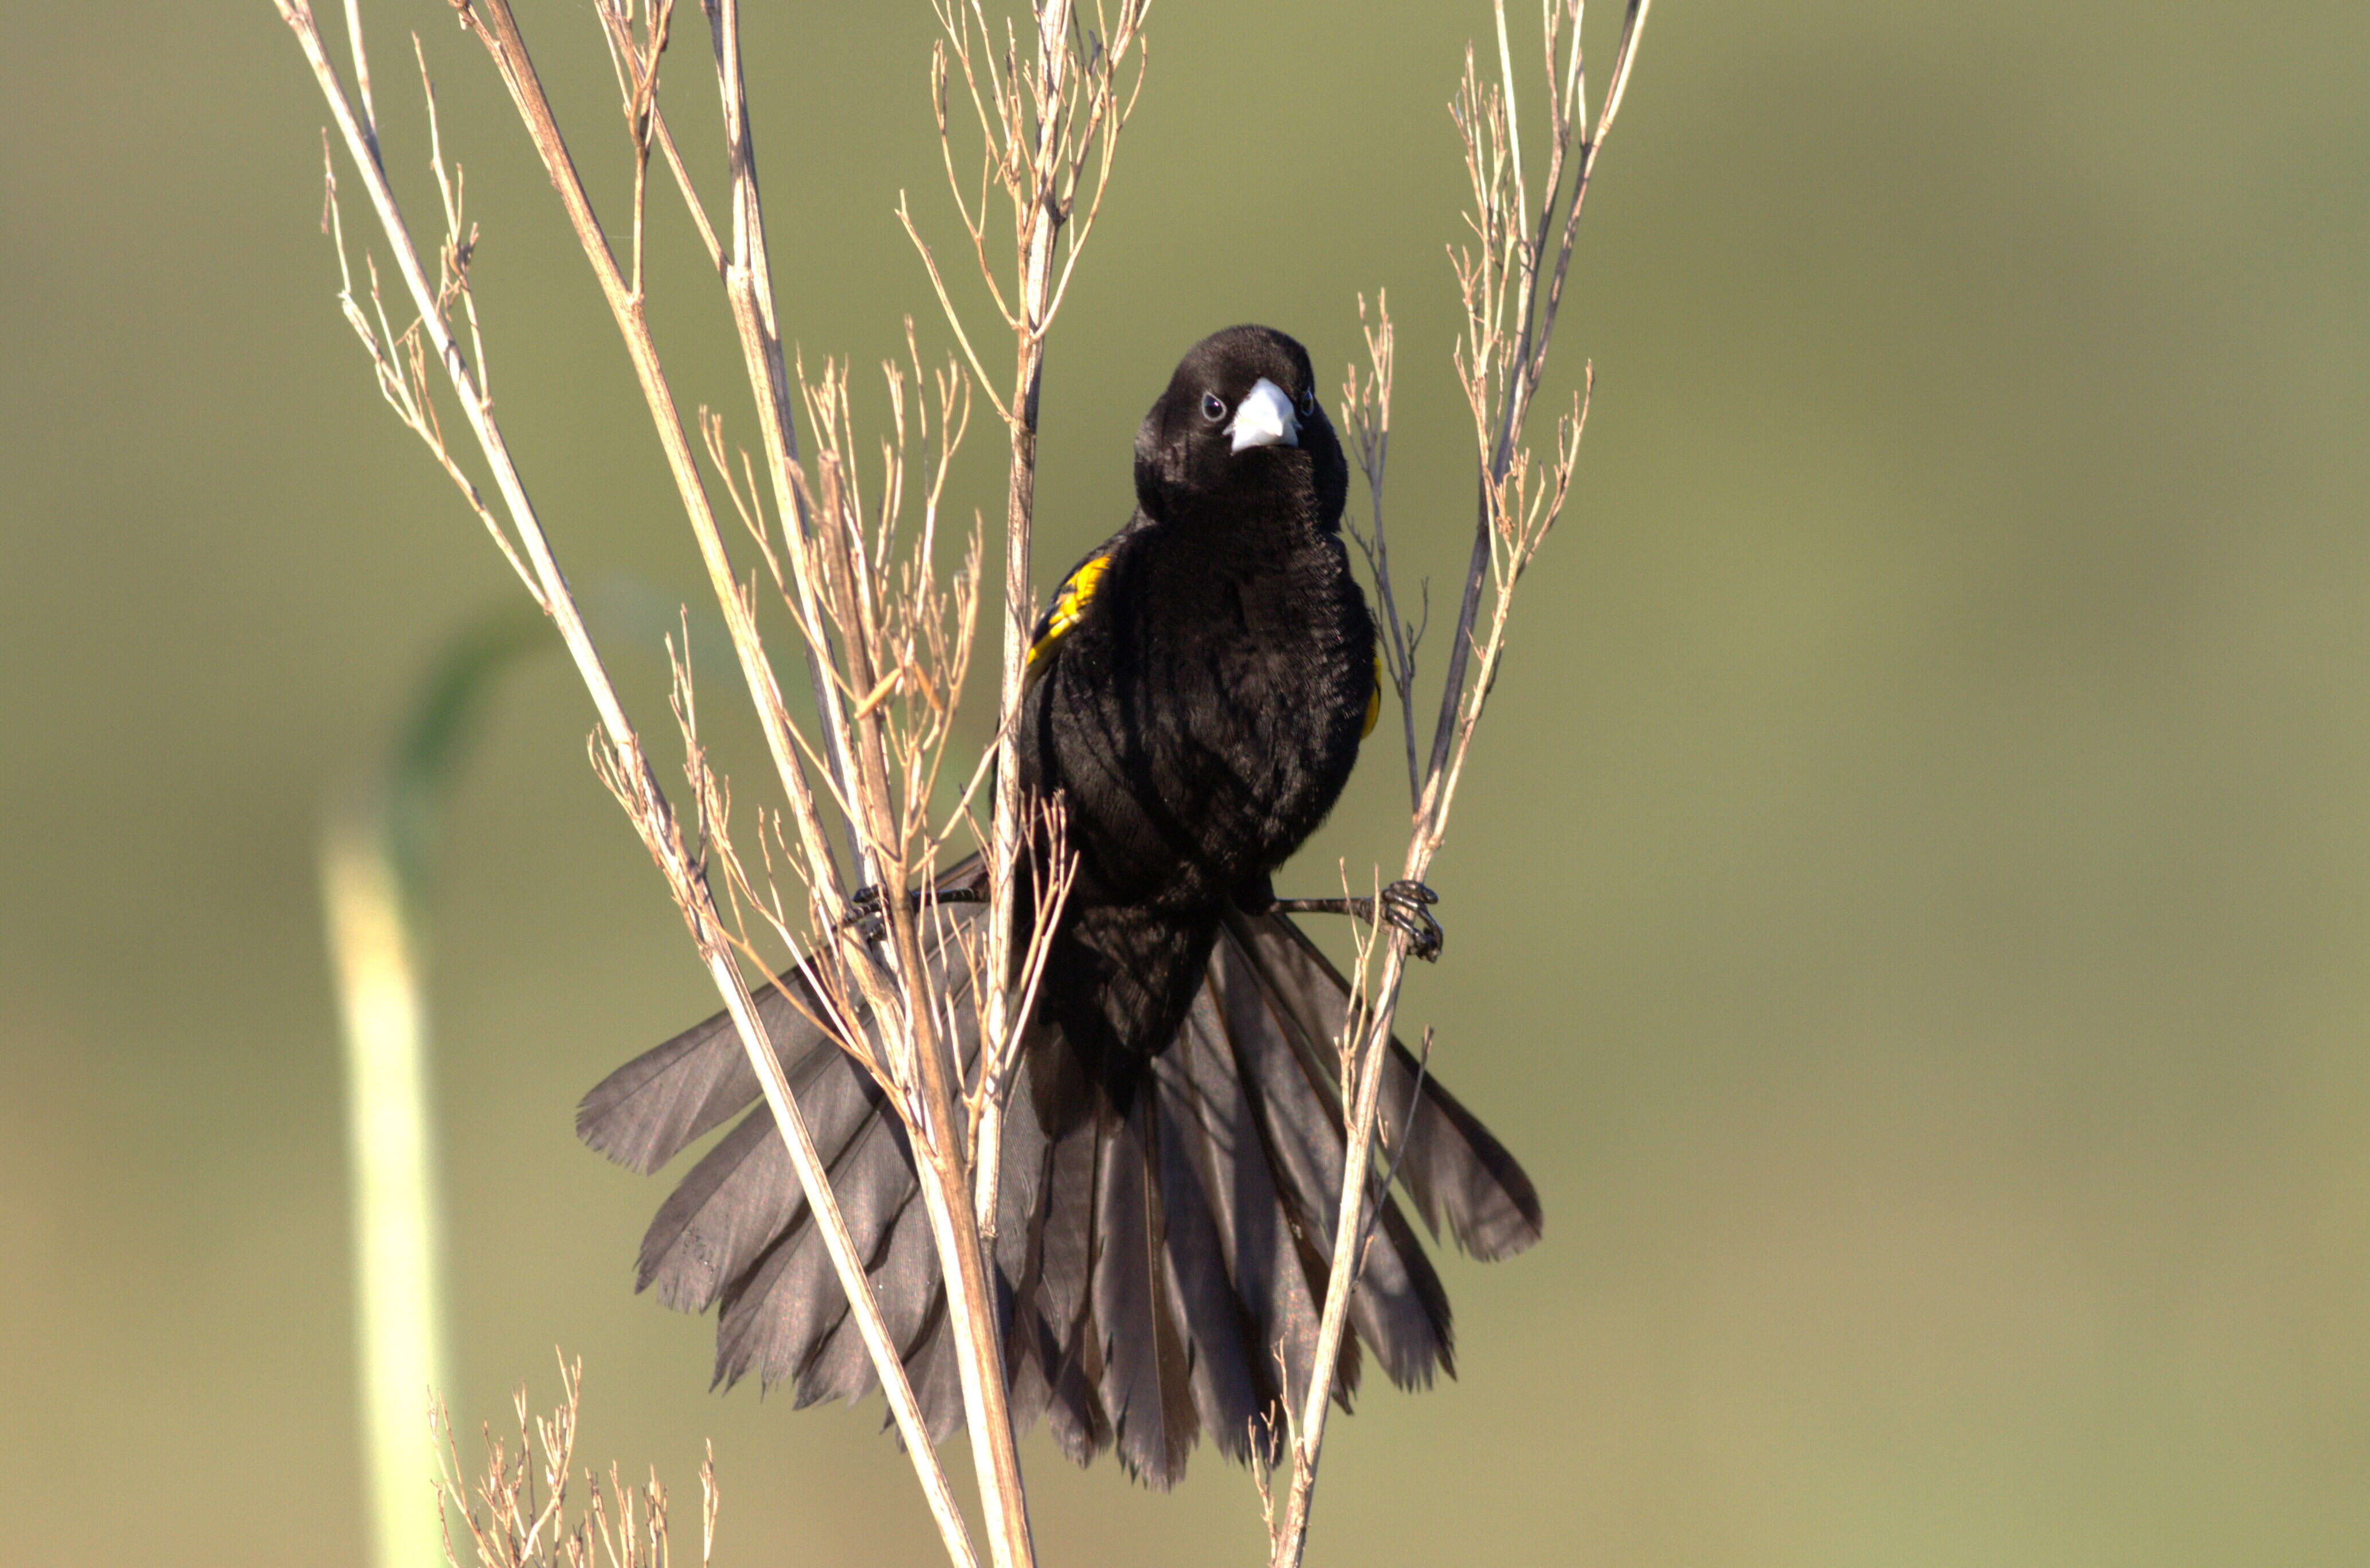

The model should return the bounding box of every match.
[1228,377,1299,452]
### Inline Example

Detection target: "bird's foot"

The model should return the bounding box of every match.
[840,883,982,943]
[839,884,898,943]
[1377,879,1444,962]
[1269,880,1445,962]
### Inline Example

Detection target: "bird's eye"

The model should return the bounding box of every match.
[1295,386,1318,420]
[1201,392,1228,423]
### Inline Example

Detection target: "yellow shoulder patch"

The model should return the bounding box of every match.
[1026,552,1112,679]
[1362,650,1383,739]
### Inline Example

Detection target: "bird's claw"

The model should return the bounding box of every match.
[1378,879,1444,962]
[840,884,894,943]
[840,882,984,943]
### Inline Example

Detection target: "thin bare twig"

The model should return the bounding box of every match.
[900,0,1148,1258]
[1268,3,1648,1562]
[1340,291,1421,806]
[431,1355,714,1568]
[274,6,980,1559]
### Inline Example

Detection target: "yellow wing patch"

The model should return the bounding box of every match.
[1026,552,1112,680]
[1030,555,1385,743]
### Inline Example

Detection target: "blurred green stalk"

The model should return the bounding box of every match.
[320,604,543,1568]
[318,587,732,1568]
[323,805,449,1568]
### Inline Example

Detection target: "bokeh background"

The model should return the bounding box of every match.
[6,1,2367,1563]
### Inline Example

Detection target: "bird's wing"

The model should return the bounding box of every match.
[1025,548,1115,681]
[1029,543,1382,738]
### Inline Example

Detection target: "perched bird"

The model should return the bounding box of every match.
[577,326,1542,1488]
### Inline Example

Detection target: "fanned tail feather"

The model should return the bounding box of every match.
[1219,908,1545,1262]
[575,903,1541,1486]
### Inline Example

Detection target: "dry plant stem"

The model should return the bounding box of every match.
[804,444,1037,1568]
[699,0,874,882]
[1268,5,1647,1565]
[274,7,978,1561]
[899,0,1146,1246]
[342,0,378,143]
[451,9,979,1525]
[1342,294,1421,806]
[433,1355,717,1568]
[1261,839,1431,1568]
[692,18,1047,1525]
[461,0,848,911]
[976,0,1076,1246]
[448,28,1005,1545]
[1426,0,1650,787]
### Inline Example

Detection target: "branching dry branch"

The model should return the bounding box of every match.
[898,0,1149,1249]
[1266,3,1649,1563]
[432,1355,715,1568]
[276,2,989,1560]
[281,0,1150,1562]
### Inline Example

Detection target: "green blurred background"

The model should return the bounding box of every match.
[6,1,2367,1563]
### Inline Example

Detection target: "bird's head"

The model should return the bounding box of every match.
[1133,325,1349,530]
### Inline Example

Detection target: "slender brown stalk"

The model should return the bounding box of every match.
[438,29,1013,1563]
[1342,293,1423,807]
[454,2,1045,1554]
[694,0,873,882]
[901,0,1149,1246]
[456,0,851,909]
[1425,0,1651,787]
[799,417,1037,1568]
[678,2,1049,1534]
[976,0,1066,1251]
[275,5,979,1560]
[1266,3,1648,1563]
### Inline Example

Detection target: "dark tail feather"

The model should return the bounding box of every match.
[634,1040,880,1311]
[792,1171,938,1419]
[1219,908,1545,1261]
[989,1036,1060,1441]
[1376,1036,1542,1262]
[1239,941,1459,1390]
[712,1099,919,1395]
[1023,1060,1111,1468]
[577,969,829,1174]
[1165,986,1327,1415]
[1208,932,1413,1408]
[1091,1083,1200,1487]
[581,895,1539,1486]
[898,1299,965,1446]
[732,947,986,1412]
[580,855,993,1179]
[1147,1019,1272,1461]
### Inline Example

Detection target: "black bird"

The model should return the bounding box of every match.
[577,326,1542,1488]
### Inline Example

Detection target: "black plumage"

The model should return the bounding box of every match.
[578,326,1542,1487]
